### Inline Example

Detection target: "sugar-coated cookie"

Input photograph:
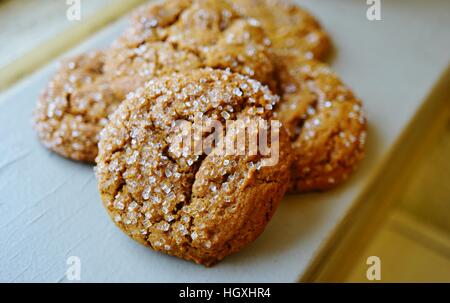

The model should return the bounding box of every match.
[232,0,366,191]
[232,0,331,60]
[34,0,275,163]
[33,51,122,162]
[276,58,366,191]
[95,69,293,265]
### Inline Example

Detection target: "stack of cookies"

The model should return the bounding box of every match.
[33,0,367,266]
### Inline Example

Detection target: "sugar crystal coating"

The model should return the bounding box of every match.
[231,0,366,191]
[231,0,331,60]
[33,51,121,162]
[34,0,275,163]
[276,58,367,191]
[34,0,368,192]
[131,0,366,192]
[95,69,293,266]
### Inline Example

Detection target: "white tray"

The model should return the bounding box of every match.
[0,0,449,282]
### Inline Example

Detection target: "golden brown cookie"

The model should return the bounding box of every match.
[95,69,293,266]
[231,0,331,60]
[276,58,366,192]
[231,0,366,191]
[104,41,203,101]
[34,0,275,163]
[33,51,123,162]
[115,0,276,88]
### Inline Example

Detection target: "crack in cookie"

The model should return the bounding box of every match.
[34,0,367,192]
[231,0,367,191]
[276,58,366,191]
[33,0,275,163]
[95,69,293,265]
[33,51,121,162]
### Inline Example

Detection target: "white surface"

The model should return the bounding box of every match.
[0,0,113,69]
[0,0,449,282]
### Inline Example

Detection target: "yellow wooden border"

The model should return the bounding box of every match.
[301,64,450,282]
[0,0,147,92]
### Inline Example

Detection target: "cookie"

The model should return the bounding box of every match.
[95,69,293,266]
[231,0,331,60]
[33,51,123,162]
[115,0,276,88]
[276,58,367,192]
[104,41,203,102]
[34,0,275,163]
[231,0,366,191]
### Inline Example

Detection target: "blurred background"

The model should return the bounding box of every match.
[308,76,450,281]
[0,0,449,282]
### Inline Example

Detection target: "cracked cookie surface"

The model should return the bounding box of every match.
[231,0,331,60]
[231,0,366,191]
[117,0,276,88]
[276,58,366,191]
[33,51,122,162]
[34,0,275,163]
[95,69,292,266]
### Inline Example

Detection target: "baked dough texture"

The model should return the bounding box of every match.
[232,0,331,60]
[276,58,366,191]
[33,51,120,162]
[34,0,367,191]
[231,0,367,191]
[95,69,293,265]
[34,0,275,163]
[32,0,368,266]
